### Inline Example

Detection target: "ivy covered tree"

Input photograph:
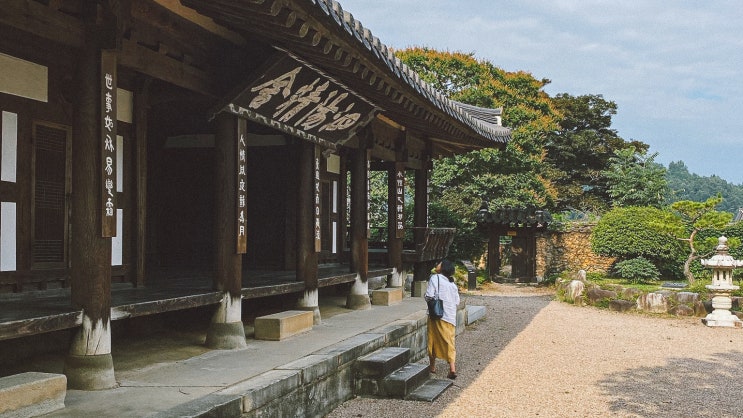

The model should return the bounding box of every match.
[604,146,669,208]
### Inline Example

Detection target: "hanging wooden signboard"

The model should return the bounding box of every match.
[236,118,248,254]
[100,49,117,237]
[215,51,377,150]
[314,146,322,252]
[395,163,405,239]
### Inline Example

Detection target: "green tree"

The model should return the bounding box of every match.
[544,94,649,213]
[591,206,685,279]
[660,196,733,284]
[666,161,743,214]
[604,146,668,208]
[395,48,560,260]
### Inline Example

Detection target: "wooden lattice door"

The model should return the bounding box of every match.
[32,121,71,273]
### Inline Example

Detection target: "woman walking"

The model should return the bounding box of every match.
[425,259,460,379]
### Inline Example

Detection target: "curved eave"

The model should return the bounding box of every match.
[181,0,511,151]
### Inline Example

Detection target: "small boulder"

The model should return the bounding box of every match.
[586,288,617,305]
[669,304,695,316]
[621,288,643,300]
[565,280,585,303]
[676,292,699,305]
[609,300,636,312]
[694,301,708,317]
[636,292,669,313]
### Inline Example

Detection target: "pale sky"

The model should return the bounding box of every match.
[337,0,743,184]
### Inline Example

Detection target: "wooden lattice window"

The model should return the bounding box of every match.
[32,121,71,266]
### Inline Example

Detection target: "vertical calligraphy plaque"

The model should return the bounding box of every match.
[395,163,405,239]
[236,118,248,254]
[101,50,117,237]
[366,150,371,239]
[314,146,322,252]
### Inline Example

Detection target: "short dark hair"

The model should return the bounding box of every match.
[439,259,455,280]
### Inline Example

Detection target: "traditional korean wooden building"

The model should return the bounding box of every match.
[0,0,510,389]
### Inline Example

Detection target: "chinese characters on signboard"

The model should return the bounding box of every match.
[222,53,376,149]
[366,153,371,239]
[314,148,322,252]
[101,50,117,237]
[395,164,405,238]
[236,119,247,254]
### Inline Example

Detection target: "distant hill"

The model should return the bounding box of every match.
[666,161,743,214]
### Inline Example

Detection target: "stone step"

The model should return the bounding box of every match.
[382,363,429,399]
[0,372,66,417]
[356,347,410,378]
[406,378,453,402]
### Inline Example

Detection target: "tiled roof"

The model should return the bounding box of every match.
[183,0,512,148]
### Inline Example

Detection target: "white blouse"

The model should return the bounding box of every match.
[425,273,461,326]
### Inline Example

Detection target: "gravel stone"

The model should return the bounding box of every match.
[327,283,743,417]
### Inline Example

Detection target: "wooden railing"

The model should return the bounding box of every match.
[403,227,456,263]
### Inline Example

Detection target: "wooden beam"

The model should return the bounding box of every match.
[0,0,83,48]
[119,38,218,98]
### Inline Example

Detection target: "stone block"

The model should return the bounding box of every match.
[254,310,313,341]
[636,292,669,313]
[0,372,66,417]
[412,281,427,297]
[371,287,403,306]
[220,369,301,413]
[466,305,486,325]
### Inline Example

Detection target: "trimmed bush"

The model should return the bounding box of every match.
[613,257,660,283]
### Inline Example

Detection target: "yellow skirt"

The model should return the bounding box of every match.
[427,317,456,364]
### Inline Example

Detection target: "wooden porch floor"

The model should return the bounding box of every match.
[0,264,394,341]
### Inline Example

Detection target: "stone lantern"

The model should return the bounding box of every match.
[700,236,743,328]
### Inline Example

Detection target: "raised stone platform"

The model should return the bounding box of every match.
[0,372,66,417]
[371,288,403,306]
[254,310,314,341]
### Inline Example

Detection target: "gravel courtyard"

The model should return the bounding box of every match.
[327,283,743,417]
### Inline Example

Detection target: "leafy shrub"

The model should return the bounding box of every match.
[591,206,686,279]
[613,257,660,283]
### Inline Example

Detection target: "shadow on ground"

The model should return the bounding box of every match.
[598,350,743,417]
[328,289,555,417]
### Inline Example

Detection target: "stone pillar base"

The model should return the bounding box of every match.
[346,293,371,310]
[296,305,322,325]
[64,354,117,390]
[702,311,743,328]
[205,322,248,349]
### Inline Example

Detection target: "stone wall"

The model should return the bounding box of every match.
[536,223,615,279]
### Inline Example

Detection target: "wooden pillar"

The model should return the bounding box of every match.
[386,163,404,287]
[412,164,431,294]
[206,113,247,349]
[347,141,370,309]
[487,227,501,279]
[296,141,320,323]
[133,78,150,287]
[64,4,116,390]
[338,153,349,264]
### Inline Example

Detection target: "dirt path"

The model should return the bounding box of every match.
[327,283,743,417]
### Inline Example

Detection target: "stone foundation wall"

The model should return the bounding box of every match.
[536,223,615,279]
